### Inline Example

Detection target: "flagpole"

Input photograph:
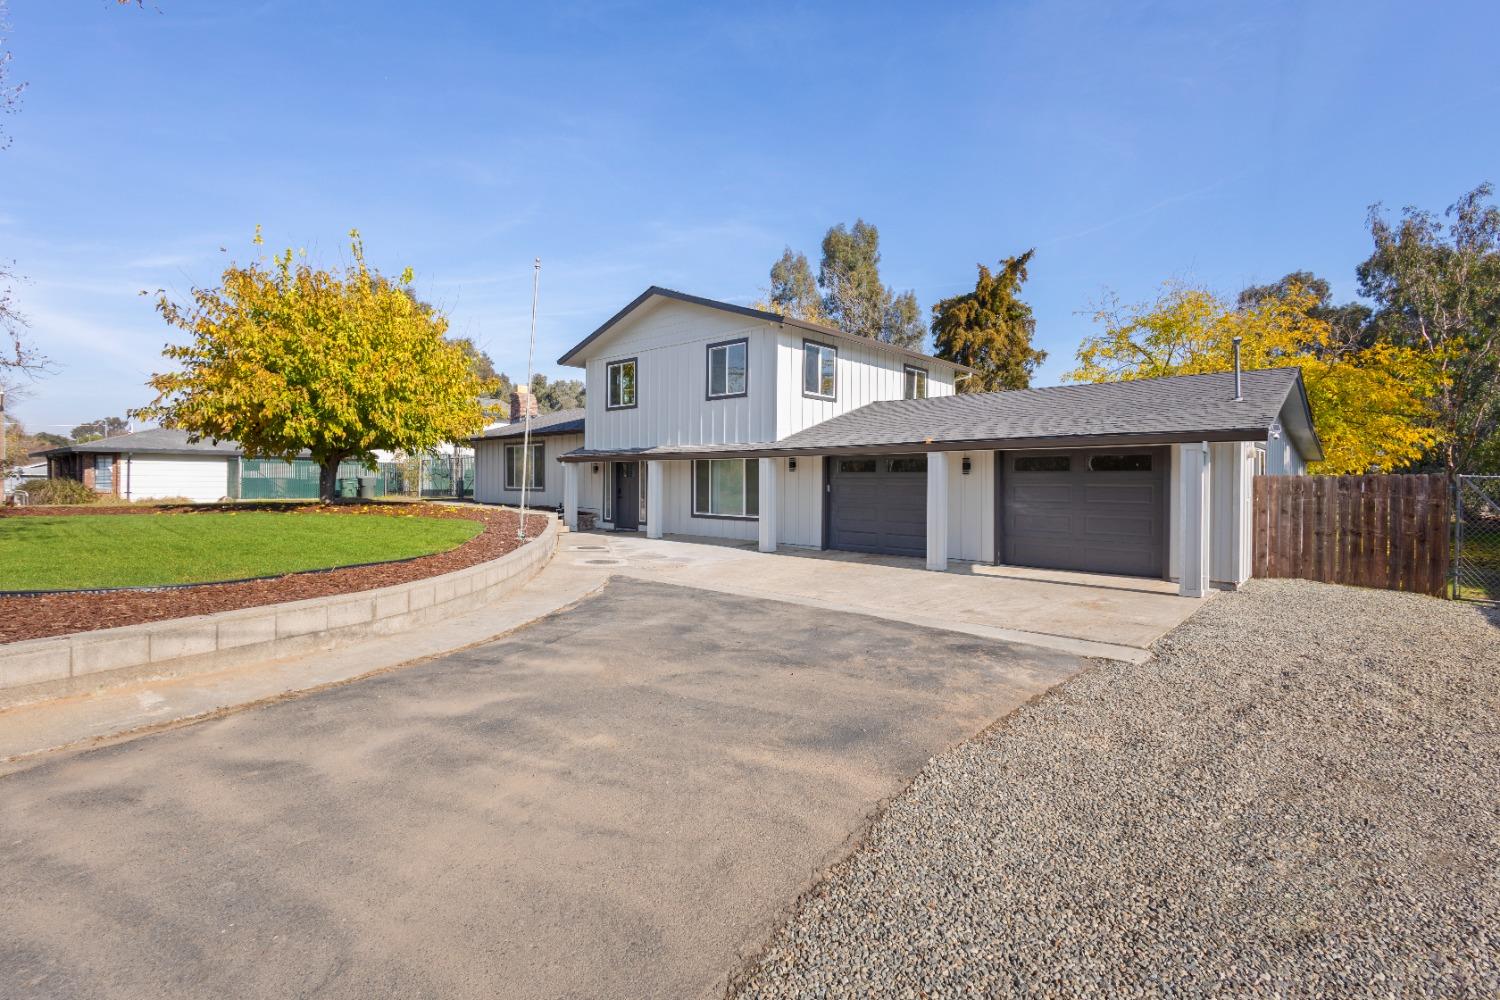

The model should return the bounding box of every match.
[518,257,540,540]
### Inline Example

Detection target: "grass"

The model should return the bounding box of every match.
[0,510,484,591]
[1456,529,1500,601]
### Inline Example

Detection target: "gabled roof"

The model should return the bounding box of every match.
[471,408,586,441]
[556,286,973,373]
[558,368,1322,462]
[34,427,243,457]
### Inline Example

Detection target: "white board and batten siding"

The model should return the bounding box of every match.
[124,455,234,503]
[773,330,958,438]
[473,432,584,510]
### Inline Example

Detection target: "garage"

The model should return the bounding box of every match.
[1001,448,1166,578]
[827,453,927,557]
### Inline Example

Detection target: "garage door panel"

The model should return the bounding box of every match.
[829,455,927,557]
[1003,449,1164,578]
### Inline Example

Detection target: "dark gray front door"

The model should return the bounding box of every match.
[1001,448,1165,577]
[828,454,927,557]
[614,462,639,530]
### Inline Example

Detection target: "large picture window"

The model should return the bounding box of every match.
[692,459,759,519]
[903,364,928,399]
[504,442,545,490]
[706,339,748,399]
[802,341,837,400]
[606,358,638,410]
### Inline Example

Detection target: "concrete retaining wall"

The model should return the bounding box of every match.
[0,517,559,710]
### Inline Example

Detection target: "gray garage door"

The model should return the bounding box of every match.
[828,454,927,557]
[1002,449,1165,577]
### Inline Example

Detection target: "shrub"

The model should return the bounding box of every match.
[18,478,100,506]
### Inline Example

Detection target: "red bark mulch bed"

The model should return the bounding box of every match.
[0,502,551,644]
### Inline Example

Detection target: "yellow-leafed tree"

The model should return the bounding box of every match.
[1067,281,1443,474]
[136,230,495,501]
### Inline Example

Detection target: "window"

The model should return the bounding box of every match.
[504,441,545,490]
[903,365,928,399]
[802,341,837,400]
[706,339,748,399]
[837,458,877,473]
[606,358,637,410]
[93,454,114,492]
[602,462,614,521]
[1088,453,1153,472]
[692,459,759,518]
[887,456,927,473]
[1015,455,1071,472]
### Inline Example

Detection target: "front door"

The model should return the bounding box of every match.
[613,462,640,530]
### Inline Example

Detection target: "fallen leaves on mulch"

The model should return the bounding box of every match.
[0,503,551,644]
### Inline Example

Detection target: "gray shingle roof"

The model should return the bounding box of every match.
[472,408,586,441]
[557,368,1321,462]
[34,427,243,457]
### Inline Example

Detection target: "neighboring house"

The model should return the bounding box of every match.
[539,286,1319,598]
[37,428,240,503]
[471,407,585,510]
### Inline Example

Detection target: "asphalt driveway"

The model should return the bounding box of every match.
[0,578,1082,1000]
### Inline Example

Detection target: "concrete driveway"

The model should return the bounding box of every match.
[576,532,1201,662]
[0,578,1082,1000]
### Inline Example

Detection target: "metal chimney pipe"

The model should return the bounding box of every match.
[1231,336,1244,402]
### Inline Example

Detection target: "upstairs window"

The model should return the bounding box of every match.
[903,365,929,399]
[803,341,837,400]
[606,358,637,410]
[706,339,748,399]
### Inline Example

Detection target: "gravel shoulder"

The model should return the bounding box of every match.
[731,580,1500,999]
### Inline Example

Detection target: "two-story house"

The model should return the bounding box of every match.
[489,287,1320,598]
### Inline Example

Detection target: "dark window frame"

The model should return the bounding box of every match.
[690,457,760,521]
[1014,455,1072,473]
[903,364,929,399]
[705,337,749,401]
[1087,453,1154,472]
[802,339,838,401]
[503,440,546,491]
[605,357,639,411]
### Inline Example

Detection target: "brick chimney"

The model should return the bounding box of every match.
[510,385,539,421]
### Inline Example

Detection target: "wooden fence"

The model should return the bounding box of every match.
[1252,475,1450,597]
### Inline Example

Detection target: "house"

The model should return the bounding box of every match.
[542,287,1320,598]
[471,405,585,510]
[37,428,240,502]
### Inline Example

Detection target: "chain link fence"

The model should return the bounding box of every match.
[236,455,473,501]
[1455,475,1500,602]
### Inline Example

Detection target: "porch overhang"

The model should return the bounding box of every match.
[557,427,1272,464]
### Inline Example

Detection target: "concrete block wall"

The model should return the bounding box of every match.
[0,517,559,709]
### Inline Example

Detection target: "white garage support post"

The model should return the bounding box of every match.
[562,462,580,530]
[1178,442,1211,597]
[645,460,664,540]
[926,452,950,571]
[757,458,778,553]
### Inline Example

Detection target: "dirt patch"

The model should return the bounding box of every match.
[0,503,550,643]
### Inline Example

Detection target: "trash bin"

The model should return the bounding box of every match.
[358,477,378,500]
[337,477,359,499]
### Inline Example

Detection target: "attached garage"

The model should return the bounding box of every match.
[827,454,927,557]
[1001,448,1166,578]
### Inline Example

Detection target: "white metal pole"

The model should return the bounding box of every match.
[518,257,540,540]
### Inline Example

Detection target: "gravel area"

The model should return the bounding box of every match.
[731,580,1500,999]
[0,503,550,642]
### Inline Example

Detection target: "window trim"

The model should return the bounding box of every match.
[903,364,929,400]
[704,337,749,401]
[605,357,639,411]
[690,458,760,521]
[503,440,545,491]
[802,339,838,401]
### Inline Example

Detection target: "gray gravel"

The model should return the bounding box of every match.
[731,580,1500,999]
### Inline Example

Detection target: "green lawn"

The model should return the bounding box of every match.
[0,511,484,591]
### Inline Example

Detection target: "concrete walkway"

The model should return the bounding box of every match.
[0,531,1200,767]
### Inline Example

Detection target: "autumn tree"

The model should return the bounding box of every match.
[1357,183,1500,476]
[1237,271,1373,354]
[137,230,495,502]
[754,248,825,323]
[1068,281,1443,474]
[931,251,1046,392]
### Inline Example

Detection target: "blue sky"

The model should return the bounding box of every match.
[3,0,1497,432]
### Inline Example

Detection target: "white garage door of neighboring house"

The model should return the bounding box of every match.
[126,455,232,503]
[1001,448,1167,578]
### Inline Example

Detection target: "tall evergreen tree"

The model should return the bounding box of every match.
[759,248,824,322]
[818,220,889,340]
[931,251,1046,392]
[883,290,926,350]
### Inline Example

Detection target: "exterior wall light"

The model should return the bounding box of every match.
[592,463,600,474]
[788,457,798,471]
[961,456,971,475]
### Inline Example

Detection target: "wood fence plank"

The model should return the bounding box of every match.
[1385,476,1402,590]
[1337,478,1354,586]
[1253,476,1269,577]
[1298,477,1316,582]
[1434,476,1452,597]
[1277,477,1295,579]
[1359,476,1377,589]
[1322,478,1338,583]
[1412,476,1432,595]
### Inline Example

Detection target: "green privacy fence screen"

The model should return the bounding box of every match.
[235,456,473,500]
